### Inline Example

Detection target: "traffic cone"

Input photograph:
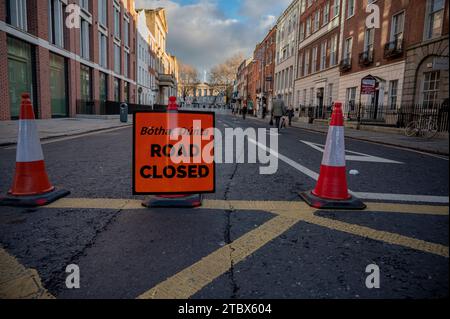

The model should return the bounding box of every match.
[0,93,70,207]
[142,96,202,208]
[299,102,366,210]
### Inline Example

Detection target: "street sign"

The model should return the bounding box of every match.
[361,75,377,95]
[133,111,215,195]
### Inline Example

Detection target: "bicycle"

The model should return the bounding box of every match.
[405,114,439,139]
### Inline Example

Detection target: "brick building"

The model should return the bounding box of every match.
[294,0,342,121]
[256,25,277,113]
[1,0,138,120]
[402,0,449,107]
[336,0,449,123]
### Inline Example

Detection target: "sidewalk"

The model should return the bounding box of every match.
[246,115,449,156]
[0,116,132,146]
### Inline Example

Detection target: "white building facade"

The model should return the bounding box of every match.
[274,0,300,110]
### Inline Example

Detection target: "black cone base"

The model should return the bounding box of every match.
[299,191,366,210]
[0,188,70,207]
[142,194,202,208]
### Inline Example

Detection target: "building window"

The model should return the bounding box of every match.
[80,19,90,60]
[124,81,129,103]
[425,0,445,40]
[347,0,355,18]
[320,41,327,70]
[346,87,357,112]
[332,0,340,18]
[124,17,130,47]
[80,64,92,101]
[344,37,352,60]
[303,89,307,106]
[124,51,129,77]
[312,46,318,73]
[422,71,440,108]
[330,35,337,66]
[309,88,314,105]
[364,28,375,55]
[306,16,311,37]
[99,32,108,68]
[299,23,305,41]
[114,78,121,102]
[323,1,330,25]
[114,1,121,39]
[48,0,65,48]
[327,83,333,106]
[80,0,89,11]
[98,0,107,27]
[298,52,303,77]
[6,0,28,31]
[314,11,320,32]
[114,43,121,74]
[391,11,405,43]
[388,80,399,109]
[304,49,310,76]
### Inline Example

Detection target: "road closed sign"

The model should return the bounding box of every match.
[133,111,215,195]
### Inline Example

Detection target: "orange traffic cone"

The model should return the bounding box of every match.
[142,96,202,208]
[0,93,70,207]
[299,102,365,210]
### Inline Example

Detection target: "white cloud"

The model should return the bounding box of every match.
[135,0,288,72]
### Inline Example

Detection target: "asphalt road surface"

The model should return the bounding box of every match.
[0,111,448,299]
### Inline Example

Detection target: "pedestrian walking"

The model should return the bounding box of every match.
[287,104,294,126]
[242,100,248,120]
[272,94,286,130]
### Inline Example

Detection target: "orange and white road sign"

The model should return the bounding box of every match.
[133,111,215,195]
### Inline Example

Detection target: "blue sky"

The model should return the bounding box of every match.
[135,0,291,73]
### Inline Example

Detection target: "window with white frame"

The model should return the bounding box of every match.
[425,0,445,40]
[332,0,340,18]
[80,0,89,11]
[347,0,355,18]
[306,16,311,37]
[309,88,314,105]
[344,37,352,60]
[48,0,64,47]
[304,49,310,76]
[98,0,107,26]
[98,32,108,68]
[346,87,357,111]
[330,34,337,66]
[323,1,330,25]
[298,52,303,77]
[7,0,28,31]
[391,11,405,45]
[123,16,130,48]
[327,83,333,106]
[314,11,320,32]
[422,71,440,108]
[312,46,318,73]
[364,28,375,54]
[80,19,90,60]
[303,89,307,106]
[388,80,399,109]
[114,1,121,39]
[299,23,305,41]
[114,43,121,74]
[320,41,327,70]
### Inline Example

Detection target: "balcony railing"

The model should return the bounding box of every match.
[359,50,374,66]
[384,39,404,59]
[339,57,352,72]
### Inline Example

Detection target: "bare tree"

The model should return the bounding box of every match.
[179,63,200,101]
[208,53,244,103]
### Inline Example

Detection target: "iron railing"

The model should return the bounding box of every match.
[359,50,374,66]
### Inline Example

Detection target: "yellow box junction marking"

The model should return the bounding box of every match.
[3,197,449,299]
[0,247,54,299]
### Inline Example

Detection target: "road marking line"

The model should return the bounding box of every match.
[249,138,449,204]
[137,215,300,299]
[300,140,403,164]
[363,203,449,215]
[0,247,54,299]
[299,213,449,258]
[351,192,449,204]
[4,126,131,149]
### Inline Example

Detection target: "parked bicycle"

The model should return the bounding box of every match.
[405,114,439,139]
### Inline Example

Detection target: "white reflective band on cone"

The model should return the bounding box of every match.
[322,126,346,167]
[16,120,44,162]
